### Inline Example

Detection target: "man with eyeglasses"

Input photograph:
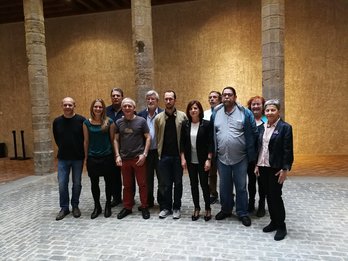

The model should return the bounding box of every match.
[203,91,222,204]
[106,88,124,207]
[212,87,258,227]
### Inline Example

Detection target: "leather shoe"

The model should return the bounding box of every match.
[263,222,277,233]
[56,209,70,221]
[91,206,102,219]
[274,228,287,241]
[117,208,132,219]
[215,210,232,220]
[72,207,81,218]
[110,198,122,208]
[104,202,112,218]
[191,209,200,221]
[141,208,150,219]
[239,216,251,226]
[204,209,212,221]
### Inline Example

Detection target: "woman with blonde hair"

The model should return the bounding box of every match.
[83,98,117,219]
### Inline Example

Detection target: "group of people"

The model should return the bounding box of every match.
[52,86,293,241]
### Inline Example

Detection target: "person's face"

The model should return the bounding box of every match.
[111,91,123,106]
[146,95,158,111]
[189,103,200,119]
[62,98,75,115]
[222,89,236,107]
[250,98,263,116]
[164,92,176,110]
[122,102,135,116]
[265,105,280,124]
[93,101,104,115]
[208,92,220,108]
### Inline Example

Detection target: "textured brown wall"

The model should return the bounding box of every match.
[0,0,347,157]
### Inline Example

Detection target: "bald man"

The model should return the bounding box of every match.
[53,97,86,221]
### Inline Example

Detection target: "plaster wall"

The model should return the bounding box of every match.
[0,0,347,157]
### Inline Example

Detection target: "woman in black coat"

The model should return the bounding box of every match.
[255,99,294,241]
[180,100,213,221]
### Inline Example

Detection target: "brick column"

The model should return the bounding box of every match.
[262,0,285,117]
[23,0,54,175]
[131,0,155,109]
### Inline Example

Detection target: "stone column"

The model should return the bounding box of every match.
[23,0,54,175]
[261,0,285,117]
[131,0,155,109]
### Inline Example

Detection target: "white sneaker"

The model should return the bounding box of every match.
[173,209,181,219]
[159,209,172,219]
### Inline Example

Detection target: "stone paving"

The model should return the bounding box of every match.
[0,174,347,261]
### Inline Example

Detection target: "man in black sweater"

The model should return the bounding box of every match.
[53,97,85,220]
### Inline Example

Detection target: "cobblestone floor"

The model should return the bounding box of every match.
[0,174,347,261]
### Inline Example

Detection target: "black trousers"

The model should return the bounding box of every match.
[187,163,211,211]
[258,166,286,229]
[87,154,114,205]
[247,162,266,206]
[146,149,161,206]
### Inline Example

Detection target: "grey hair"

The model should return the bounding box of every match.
[121,97,136,108]
[145,90,159,100]
[264,99,280,110]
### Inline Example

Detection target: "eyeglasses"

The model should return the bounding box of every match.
[222,93,234,97]
[209,95,218,99]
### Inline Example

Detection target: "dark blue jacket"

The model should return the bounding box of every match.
[137,107,163,120]
[257,119,294,170]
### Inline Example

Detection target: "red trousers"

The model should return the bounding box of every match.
[121,158,148,210]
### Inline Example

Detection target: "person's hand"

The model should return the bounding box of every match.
[275,169,287,184]
[204,160,211,171]
[181,158,187,170]
[136,154,146,166]
[116,155,122,167]
[254,166,260,176]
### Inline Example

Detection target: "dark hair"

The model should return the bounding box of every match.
[164,90,176,99]
[222,86,236,96]
[247,95,266,110]
[110,88,124,97]
[186,100,204,122]
[209,90,222,102]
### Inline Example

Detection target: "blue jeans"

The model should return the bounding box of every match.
[57,159,83,211]
[158,155,183,211]
[217,157,248,217]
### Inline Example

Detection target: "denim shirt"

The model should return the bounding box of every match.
[212,103,258,163]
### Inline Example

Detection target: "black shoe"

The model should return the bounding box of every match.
[263,222,277,233]
[56,209,70,221]
[110,198,122,208]
[104,202,112,218]
[215,210,232,220]
[204,209,212,221]
[72,207,81,218]
[141,208,150,219]
[191,209,200,221]
[117,208,132,219]
[274,228,287,241]
[210,196,218,204]
[239,216,251,227]
[91,206,102,219]
[256,208,266,217]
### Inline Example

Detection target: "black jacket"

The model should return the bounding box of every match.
[257,119,294,170]
[180,119,213,165]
